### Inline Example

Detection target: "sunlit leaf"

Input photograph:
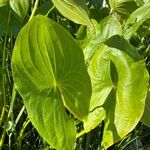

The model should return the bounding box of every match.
[80,16,122,61]
[88,35,149,148]
[12,15,91,150]
[123,3,150,40]
[51,0,92,26]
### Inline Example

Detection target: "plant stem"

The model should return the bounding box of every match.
[17,118,30,150]
[8,106,25,149]
[29,0,40,21]
[0,86,17,150]
[0,34,7,127]
[76,129,87,139]
[46,5,55,17]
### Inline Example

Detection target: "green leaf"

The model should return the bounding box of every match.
[84,107,106,133]
[88,36,149,148]
[0,0,8,7]
[0,6,22,36]
[80,16,122,60]
[141,89,150,127]
[123,3,150,40]
[109,0,138,15]
[10,0,29,21]
[12,15,91,149]
[51,0,92,26]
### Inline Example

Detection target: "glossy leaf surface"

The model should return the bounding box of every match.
[12,15,91,150]
[109,0,138,15]
[10,0,29,20]
[51,0,92,26]
[88,36,149,148]
[123,3,150,40]
[81,16,122,60]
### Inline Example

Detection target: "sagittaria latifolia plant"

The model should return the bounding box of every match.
[0,0,150,149]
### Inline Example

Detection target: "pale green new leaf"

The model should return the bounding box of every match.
[10,0,29,20]
[12,15,91,150]
[88,36,148,148]
[51,0,92,26]
[123,3,150,40]
[81,16,122,60]
[0,0,8,7]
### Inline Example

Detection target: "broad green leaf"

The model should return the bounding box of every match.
[123,3,150,40]
[80,16,122,60]
[12,15,91,149]
[0,0,8,7]
[0,6,22,36]
[51,0,92,26]
[88,36,148,148]
[10,0,29,20]
[141,89,150,127]
[109,0,138,15]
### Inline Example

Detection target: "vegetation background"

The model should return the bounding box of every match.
[0,0,150,150]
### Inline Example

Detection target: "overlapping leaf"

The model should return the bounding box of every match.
[51,0,92,26]
[10,0,29,20]
[79,16,122,61]
[123,3,150,40]
[0,0,8,7]
[86,35,149,148]
[12,15,91,150]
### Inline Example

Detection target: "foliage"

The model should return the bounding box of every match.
[0,0,150,150]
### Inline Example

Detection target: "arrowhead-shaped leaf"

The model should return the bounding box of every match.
[87,35,149,148]
[12,15,91,150]
[51,0,92,26]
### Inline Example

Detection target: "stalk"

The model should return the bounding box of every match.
[0,34,7,127]
[29,0,40,21]
[0,86,17,150]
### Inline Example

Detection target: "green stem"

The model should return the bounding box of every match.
[76,129,87,139]
[17,118,30,150]
[0,34,7,127]
[8,106,25,149]
[46,5,55,17]
[29,0,40,21]
[0,86,17,150]
[15,106,25,125]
